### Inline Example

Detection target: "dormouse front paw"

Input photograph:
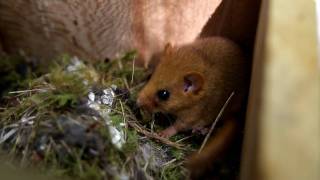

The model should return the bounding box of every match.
[192,126,209,135]
[158,126,177,138]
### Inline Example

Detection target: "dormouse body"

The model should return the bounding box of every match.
[137,37,248,137]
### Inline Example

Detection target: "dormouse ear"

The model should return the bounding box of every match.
[164,43,174,55]
[183,72,204,94]
[147,43,173,71]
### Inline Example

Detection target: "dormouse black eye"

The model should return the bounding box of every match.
[157,89,170,101]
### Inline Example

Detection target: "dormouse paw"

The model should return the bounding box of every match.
[158,126,177,138]
[192,126,209,135]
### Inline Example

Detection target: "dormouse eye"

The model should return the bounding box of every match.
[157,89,170,101]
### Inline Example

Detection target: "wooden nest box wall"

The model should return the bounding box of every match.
[241,0,319,180]
[0,0,319,179]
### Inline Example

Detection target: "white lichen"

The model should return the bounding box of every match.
[86,86,125,149]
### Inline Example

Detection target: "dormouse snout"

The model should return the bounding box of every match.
[136,94,157,113]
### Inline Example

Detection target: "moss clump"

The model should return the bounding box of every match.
[0,52,191,180]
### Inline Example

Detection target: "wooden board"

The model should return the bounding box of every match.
[241,0,320,179]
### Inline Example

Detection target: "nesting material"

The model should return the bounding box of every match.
[0,53,190,179]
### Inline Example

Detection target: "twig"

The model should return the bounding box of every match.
[175,135,193,143]
[130,56,136,85]
[151,114,156,133]
[143,160,149,171]
[122,78,130,90]
[119,100,126,125]
[119,100,127,139]
[117,57,124,70]
[126,120,185,150]
[162,158,177,167]
[9,88,51,94]
[116,56,130,89]
[198,92,235,153]
[60,140,73,155]
[110,108,186,150]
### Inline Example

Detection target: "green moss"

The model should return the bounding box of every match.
[0,52,190,180]
[122,130,138,154]
[160,163,185,180]
[110,114,124,126]
[171,149,185,161]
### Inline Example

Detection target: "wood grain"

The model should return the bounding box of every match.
[241,0,320,179]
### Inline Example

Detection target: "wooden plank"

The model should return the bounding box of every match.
[241,0,320,179]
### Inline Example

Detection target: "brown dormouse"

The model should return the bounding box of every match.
[137,37,249,178]
[137,37,248,136]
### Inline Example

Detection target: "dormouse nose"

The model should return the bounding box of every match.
[136,95,156,112]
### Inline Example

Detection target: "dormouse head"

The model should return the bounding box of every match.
[137,43,206,114]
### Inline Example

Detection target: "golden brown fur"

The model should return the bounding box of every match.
[137,37,248,136]
[137,37,249,178]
